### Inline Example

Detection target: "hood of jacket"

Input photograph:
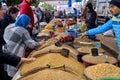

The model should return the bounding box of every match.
[22,0,31,5]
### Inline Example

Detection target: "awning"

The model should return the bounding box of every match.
[75,0,82,2]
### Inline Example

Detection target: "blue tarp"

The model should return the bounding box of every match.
[68,0,72,7]
[75,0,82,2]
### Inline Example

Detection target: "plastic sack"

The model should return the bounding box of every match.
[103,29,114,37]
[79,21,87,32]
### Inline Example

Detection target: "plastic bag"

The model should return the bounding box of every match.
[103,29,114,37]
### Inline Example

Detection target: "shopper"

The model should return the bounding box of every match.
[79,0,120,66]
[19,0,34,37]
[0,6,19,34]
[0,28,36,80]
[3,14,45,79]
[44,9,51,23]
[73,8,78,22]
[35,7,44,22]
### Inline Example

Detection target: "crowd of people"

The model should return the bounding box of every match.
[0,0,120,80]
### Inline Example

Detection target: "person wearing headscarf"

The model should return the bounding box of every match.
[3,14,44,79]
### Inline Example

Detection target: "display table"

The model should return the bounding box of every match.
[96,34,119,58]
[12,19,119,80]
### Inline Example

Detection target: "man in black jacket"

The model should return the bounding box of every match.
[0,52,36,80]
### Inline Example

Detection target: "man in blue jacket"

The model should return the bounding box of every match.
[79,0,120,66]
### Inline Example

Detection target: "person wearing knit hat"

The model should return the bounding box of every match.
[79,0,120,67]
[110,0,120,9]
[109,0,120,16]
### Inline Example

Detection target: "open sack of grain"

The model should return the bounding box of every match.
[19,69,84,80]
[30,44,79,60]
[37,37,58,49]
[36,33,66,50]
[19,53,86,80]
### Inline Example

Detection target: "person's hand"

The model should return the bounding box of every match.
[21,57,36,63]
[80,17,86,21]
[78,32,86,39]
[39,39,45,45]
[27,24,32,28]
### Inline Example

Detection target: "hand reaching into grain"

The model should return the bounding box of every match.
[78,32,86,39]
[21,57,36,63]
[39,39,46,45]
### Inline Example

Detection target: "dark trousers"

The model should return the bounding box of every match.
[0,65,12,80]
[45,18,50,23]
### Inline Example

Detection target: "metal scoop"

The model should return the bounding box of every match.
[49,48,70,57]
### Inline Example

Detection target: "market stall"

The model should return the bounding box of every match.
[12,18,120,80]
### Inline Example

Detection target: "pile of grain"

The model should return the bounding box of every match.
[82,55,117,64]
[77,46,104,54]
[20,53,84,75]
[20,69,85,80]
[85,63,120,80]
[74,36,93,42]
[38,37,58,49]
[20,53,86,80]
[30,44,79,59]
